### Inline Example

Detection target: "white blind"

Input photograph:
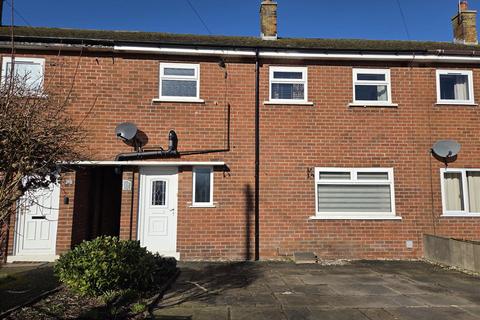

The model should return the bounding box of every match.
[317,184,391,213]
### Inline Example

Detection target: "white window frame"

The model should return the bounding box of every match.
[158,63,201,102]
[192,166,214,207]
[268,66,309,104]
[440,168,480,217]
[312,167,399,220]
[1,57,45,91]
[436,70,475,105]
[352,68,393,105]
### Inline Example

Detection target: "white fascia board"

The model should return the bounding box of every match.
[114,45,480,63]
[66,161,226,167]
[259,51,480,63]
[114,45,256,57]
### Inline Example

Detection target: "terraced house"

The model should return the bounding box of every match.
[3,1,480,262]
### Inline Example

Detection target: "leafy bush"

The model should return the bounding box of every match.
[55,236,177,298]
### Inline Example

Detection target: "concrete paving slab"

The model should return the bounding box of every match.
[328,283,398,296]
[154,261,480,320]
[461,306,480,318]
[274,293,332,307]
[388,306,480,320]
[326,295,401,308]
[155,306,229,320]
[413,293,476,307]
[229,306,287,320]
[304,307,371,320]
[289,284,337,295]
[357,308,398,320]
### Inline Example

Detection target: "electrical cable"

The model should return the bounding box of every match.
[186,0,213,35]
[4,0,31,27]
[395,0,411,40]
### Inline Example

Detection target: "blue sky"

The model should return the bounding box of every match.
[2,0,478,41]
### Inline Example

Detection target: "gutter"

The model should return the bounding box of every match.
[2,39,480,63]
[115,45,480,63]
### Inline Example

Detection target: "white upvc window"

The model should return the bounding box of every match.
[441,168,480,217]
[312,168,398,220]
[1,57,45,92]
[268,66,308,104]
[192,166,214,207]
[352,69,392,105]
[436,70,475,105]
[158,63,201,102]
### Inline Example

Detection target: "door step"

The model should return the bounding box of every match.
[293,252,317,264]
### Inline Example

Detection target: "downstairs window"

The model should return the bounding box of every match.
[192,167,214,207]
[441,169,480,216]
[314,168,397,219]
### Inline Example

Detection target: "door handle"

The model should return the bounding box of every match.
[169,209,175,214]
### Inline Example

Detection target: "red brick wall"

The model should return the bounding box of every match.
[56,171,76,254]
[119,169,140,241]
[3,50,480,260]
[258,61,480,259]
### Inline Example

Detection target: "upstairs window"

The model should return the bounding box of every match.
[441,169,480,216]
[436,70,474,105]
[159,63,200,101]
[1,57,45,92]
[192,167,214,207]
[314,168,396,219]
[353,69,392,105]
[269,66,308,103]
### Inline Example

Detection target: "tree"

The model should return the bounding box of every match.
[0,67,83,261]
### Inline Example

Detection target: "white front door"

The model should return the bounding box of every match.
[14,183,60,260]
[139,167,178,258]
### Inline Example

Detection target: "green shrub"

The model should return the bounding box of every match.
[54,236,177,298]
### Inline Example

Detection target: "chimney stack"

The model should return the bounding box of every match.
[260,0,277,40]
[452,1,478,45]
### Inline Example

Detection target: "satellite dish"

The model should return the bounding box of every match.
[115,122,138,141]
[432,140,461,165]
[432,140,461,158]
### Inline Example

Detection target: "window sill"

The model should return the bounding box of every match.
[348,102,398,108]
[309,215,401,220]
[152,98,205,103]
[435,102,477,107]
[441,213,480,218]
[264,101,314,106]
[189,204,216,208]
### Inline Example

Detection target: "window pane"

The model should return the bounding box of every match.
[152,181,166,206]
[357,73,386,81]
[317,184,391,213]
[440,74,469,100]
[467,171,480,213]
[273,71,303,79]
[355,85,388,101]
[318,172,350,180]
[162,79,197,97]
[195,169,211,203]
[271,83,304,100]
[444,172,464,211]
[6,61,43,89]
[164,67,195,76]
[357,172,389,180]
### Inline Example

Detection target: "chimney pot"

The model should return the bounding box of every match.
[452,1,478,45]
[260,0,278,40]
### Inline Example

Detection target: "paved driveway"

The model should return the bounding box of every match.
[154,260,480,320]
